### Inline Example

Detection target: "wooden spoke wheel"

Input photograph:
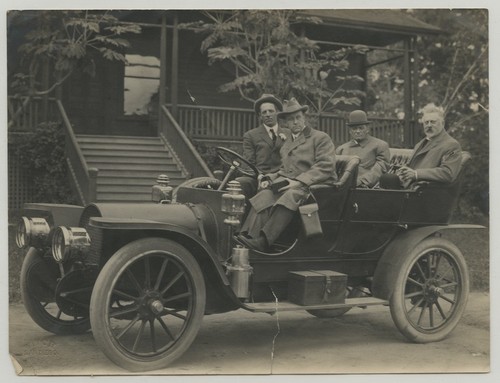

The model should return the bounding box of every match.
[389,237,469,343]
[20,248,91,335]
[90,238,206,372]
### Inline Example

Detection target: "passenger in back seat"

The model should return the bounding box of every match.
[380,103,462,189]
[336,110,390,188]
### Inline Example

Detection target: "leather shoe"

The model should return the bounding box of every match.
[235,234,268,252]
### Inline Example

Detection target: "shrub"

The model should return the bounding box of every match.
[14,122,78,204]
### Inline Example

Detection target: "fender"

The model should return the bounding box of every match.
[89,217,230,286]
[22,203,84,227]
[371,224,485,300]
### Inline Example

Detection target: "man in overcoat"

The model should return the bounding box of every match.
[336,110,390,188]
[236,98,337,252]
[237,94,290,198]
[396,104,462,188]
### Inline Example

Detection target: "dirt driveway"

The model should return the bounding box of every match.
[8,292,489,377]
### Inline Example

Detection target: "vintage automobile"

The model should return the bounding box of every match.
[15,147,482,372]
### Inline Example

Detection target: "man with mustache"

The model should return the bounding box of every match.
[336,110,390,188]
[236,98,336,252]
[388,103,462,188]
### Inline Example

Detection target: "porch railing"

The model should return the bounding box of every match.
[173,104,412,148]
[8,95,60,131]
[160,105,213,178]
[56,100,96,205]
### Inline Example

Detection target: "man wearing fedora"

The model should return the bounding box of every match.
[236,98,337,252]
[237,94,291,198]
[336,110,390,188]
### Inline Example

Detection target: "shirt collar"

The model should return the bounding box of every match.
[263,124,278,134]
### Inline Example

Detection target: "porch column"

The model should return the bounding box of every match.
[403,38,412,147]
[170,12,179,120]
[159,12,167,134]
[411,36,420,146]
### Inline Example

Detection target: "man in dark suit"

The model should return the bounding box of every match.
[237,94,290,198]
[384,103,462,188]
[336,110,390,188]
[236,98,336,252]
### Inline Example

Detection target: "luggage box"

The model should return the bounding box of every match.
[288,270,347,305]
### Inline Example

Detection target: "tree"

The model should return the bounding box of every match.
[365,9,488,216]
[412,9,488,216]
[8,10,141,127]
[181,10,366,114]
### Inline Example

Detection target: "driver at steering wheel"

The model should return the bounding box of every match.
[237,94,291,199]
[236,98,337,252]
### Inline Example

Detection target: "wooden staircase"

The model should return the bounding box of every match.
[76,135,187,202]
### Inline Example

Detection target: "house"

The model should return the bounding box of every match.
[7,9,441,207]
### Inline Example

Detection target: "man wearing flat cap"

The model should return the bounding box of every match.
[336,110,390,188]
[236,98,337,252]
[237,94,291,198]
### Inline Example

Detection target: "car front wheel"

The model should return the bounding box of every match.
[389,237,469,343]
[90,238,206,372]
[20,248,91,335]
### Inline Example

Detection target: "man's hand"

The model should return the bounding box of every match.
[396,166,417,183]
[279,179,303,192]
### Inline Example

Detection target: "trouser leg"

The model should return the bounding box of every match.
[261,205,295,245]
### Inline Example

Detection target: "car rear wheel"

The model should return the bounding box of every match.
[20,248,91,335]
[90,238,206,372]
[389,237,469,343]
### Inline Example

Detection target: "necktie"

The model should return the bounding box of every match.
[270,129,277,143]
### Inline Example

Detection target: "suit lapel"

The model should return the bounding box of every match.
[409,131,448,165]
[282,127,308,156]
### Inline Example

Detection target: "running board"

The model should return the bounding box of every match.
[242,297,389,313]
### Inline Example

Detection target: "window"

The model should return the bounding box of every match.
[123,54,160,116]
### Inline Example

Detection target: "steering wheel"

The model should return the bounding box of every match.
[216,147,259,178]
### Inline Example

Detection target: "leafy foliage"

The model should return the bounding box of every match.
[412,10,489,216]
[181,10,366,113]
[9,10,141,97]
[14,122,78,204]
[366,10,488,216]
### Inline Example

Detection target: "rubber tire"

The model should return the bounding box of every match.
[307,287,365,318]
[172,177,222,200]
[90,238,206,372]
[389,237,469,343]
[20,248,91,335]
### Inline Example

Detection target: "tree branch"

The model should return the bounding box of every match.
[443,44,488,115]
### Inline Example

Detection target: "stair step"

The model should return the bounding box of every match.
[97,185,160,193]
[81,150,173,159]
[79,143,167,151]
[97,169,184,178]
[77,135,164,145]
[86,157,174,165]
[75,134,193,203]
[97,193,156,202]
[97,177,186,185]
[87,163,179,171]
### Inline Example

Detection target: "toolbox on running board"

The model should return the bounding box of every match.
[288,270,347,305]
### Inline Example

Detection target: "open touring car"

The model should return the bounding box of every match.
[15,146,483,371]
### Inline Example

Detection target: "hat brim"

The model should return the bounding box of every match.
[254,96,283,113]
[347,120,371,126]
[277,105,309,118]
